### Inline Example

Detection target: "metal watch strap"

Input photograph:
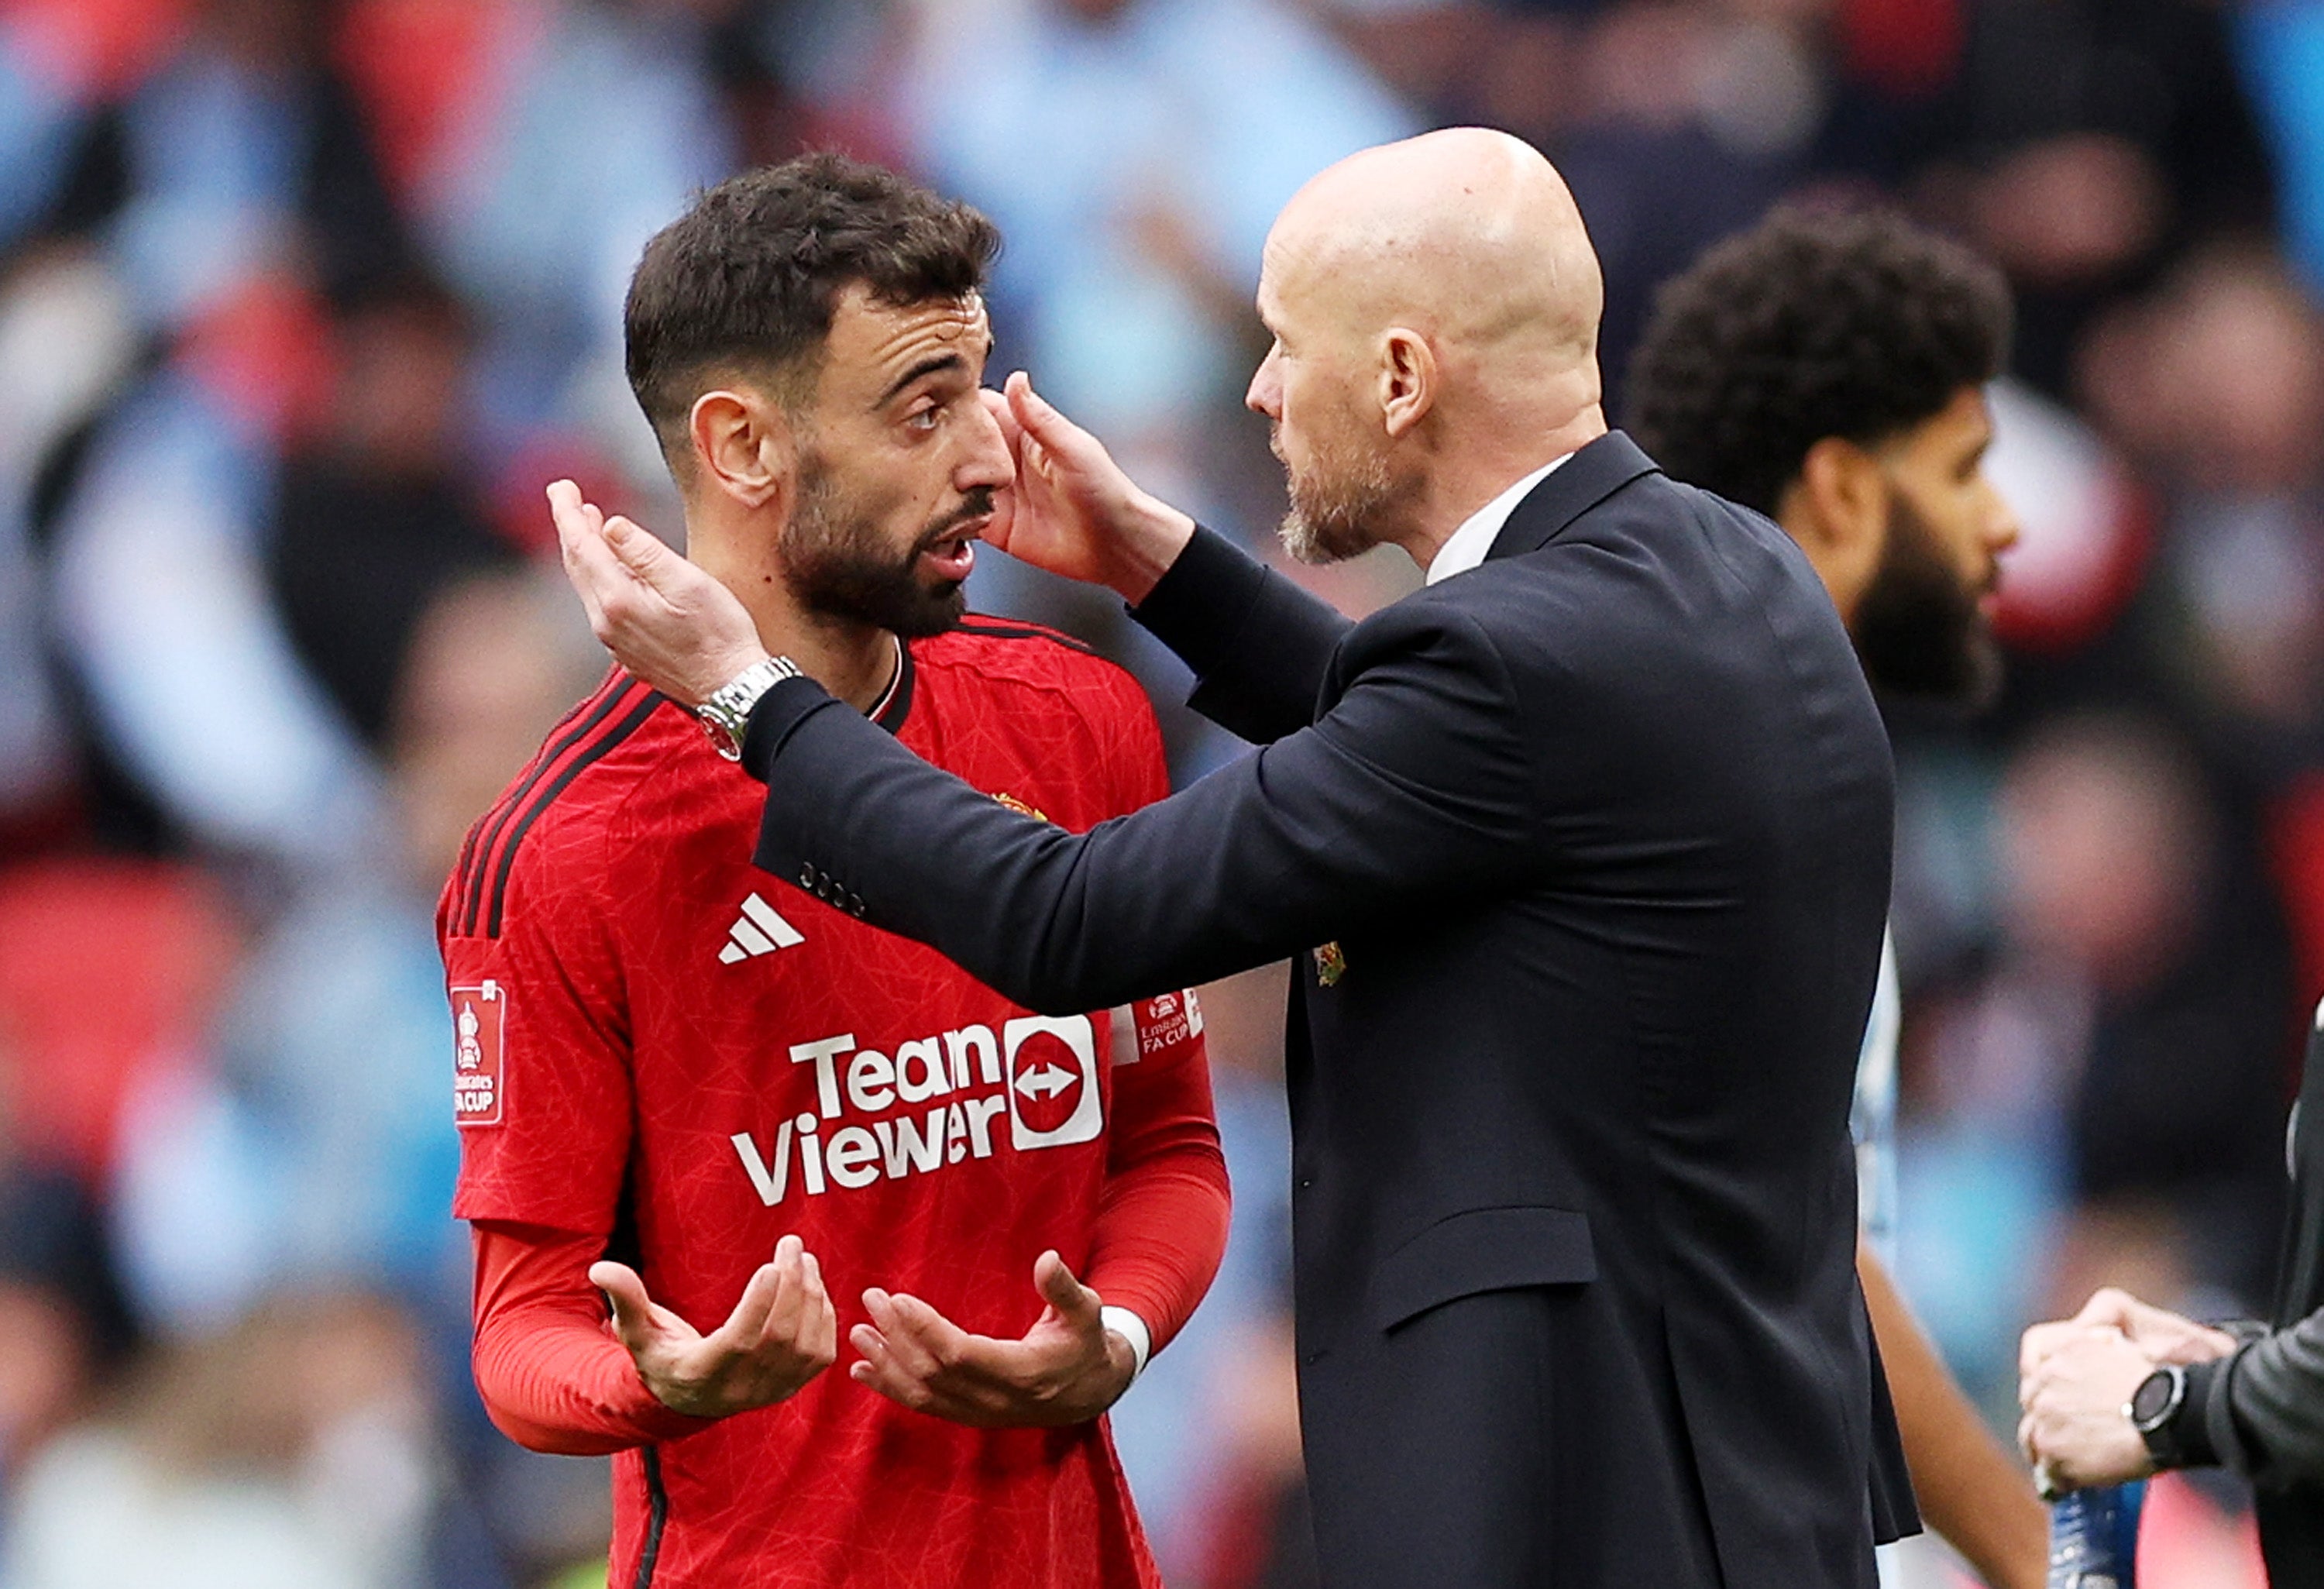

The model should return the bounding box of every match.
[696,655,803,760]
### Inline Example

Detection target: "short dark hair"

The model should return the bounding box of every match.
[1624,207,2012,516]
[624,153,1000,463]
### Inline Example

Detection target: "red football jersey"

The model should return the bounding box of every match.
[440,621,1215,1588]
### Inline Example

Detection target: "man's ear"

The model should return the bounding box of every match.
[1782,435,1888,620]
[689,388,796,512]
[1378,328,1437,439]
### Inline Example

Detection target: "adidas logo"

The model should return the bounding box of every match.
[720,893,805,964]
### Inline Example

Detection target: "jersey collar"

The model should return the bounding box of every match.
[869,634,913,736]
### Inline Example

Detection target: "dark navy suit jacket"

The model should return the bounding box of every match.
[740,431,1918,1587]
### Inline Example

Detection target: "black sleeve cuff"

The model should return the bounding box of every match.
[739,675,840,783]
[2174,1352,2240,1470]
[1128,522,1270,657]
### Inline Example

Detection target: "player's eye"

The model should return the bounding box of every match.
[905,401,941,432]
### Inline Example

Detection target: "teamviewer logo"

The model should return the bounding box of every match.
[1001,1015,1103,1150]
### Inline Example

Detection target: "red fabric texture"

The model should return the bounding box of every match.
[1090,991,1229,1355]
[469,1221,710,1454]
[442,627,1227,1587]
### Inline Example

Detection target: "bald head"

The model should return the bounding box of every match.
[1267,129,1602,377]
[1250,129,1609,569]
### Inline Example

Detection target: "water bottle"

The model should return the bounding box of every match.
[2047,1482,2144,1589]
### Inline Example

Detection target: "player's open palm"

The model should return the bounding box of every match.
[593,1234,837,1418]
[849,1249,1136,1428]
[984,373,1193,604]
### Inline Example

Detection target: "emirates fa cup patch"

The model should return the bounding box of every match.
[451,980,507,1126]
[1134,989,1204,1058]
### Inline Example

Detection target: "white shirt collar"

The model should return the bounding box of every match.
[1424,453,1573,586]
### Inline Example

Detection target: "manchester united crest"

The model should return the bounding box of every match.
[992,791,1050,823]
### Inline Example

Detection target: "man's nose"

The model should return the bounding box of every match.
[961,392,1014,490]
[1246,349,1281,417]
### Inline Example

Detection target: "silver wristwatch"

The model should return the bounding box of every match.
[696,655,804,760]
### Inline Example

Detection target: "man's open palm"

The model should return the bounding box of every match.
[593,1233,838,1418]
[847,1250,1136,1428]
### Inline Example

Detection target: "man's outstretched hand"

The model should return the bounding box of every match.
[592,1234,838,1419]
[983,373,1195,605]
[549,479,767,706]
[848,1250,1136,1428]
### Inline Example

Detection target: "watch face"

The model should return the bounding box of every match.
[2131,1367,2177,1427]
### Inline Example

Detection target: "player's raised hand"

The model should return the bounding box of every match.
[847,1249,1137,1428]
[981,373,1196,604]
[548,479,768,706]
[592,1234,837,1418]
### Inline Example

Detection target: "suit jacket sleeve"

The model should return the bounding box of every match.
[742,603,1540,1014]
[1128,524,1354,744]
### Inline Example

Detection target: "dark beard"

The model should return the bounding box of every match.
[782,456,988,638]
[1275,427,1420,565]
[1853,489,2001,709]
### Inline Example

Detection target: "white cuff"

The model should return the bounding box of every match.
[1100,1305,1152,1383]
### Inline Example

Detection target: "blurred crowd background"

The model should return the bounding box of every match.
[0,0,2318,1584]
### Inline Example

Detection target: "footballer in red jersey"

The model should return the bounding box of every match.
[438,155,1229,1587]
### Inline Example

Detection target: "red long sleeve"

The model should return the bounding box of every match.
[469,1221,714,1454]
[1085,1008,1232,1358]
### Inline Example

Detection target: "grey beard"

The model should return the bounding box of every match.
[1277,450,1405,566]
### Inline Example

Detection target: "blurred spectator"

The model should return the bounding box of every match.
[38,258,507,874]
[1906,712,2291,1352]
[1903,0,2278,396]
[16,0,412,328]
[46,339,383,874]
[1556,1,1838,408]
[2006,715,2289,1312]
[1322,2,1859,412]
[2,1289,456,1589]
[267,271,510,749]
[0,1,185,250]
[0,1168,139,1492]
[110,569,596,1333]
[0,247,139,838]
[355,0,737,481]
[2073,245,2324,760]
